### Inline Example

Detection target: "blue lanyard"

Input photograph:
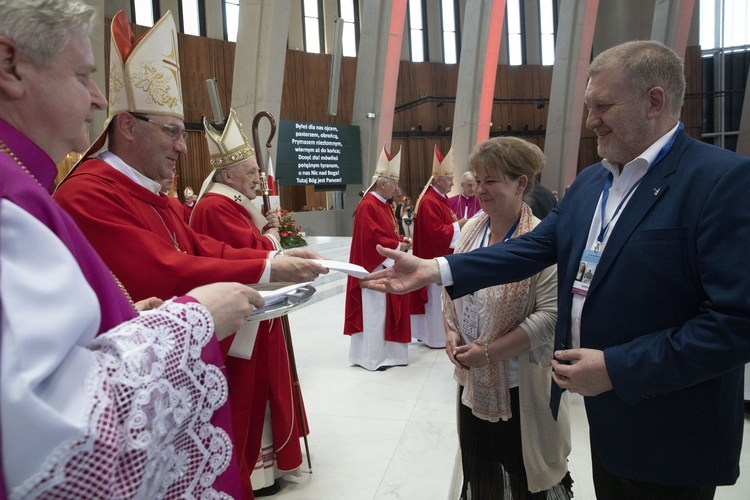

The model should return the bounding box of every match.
[470,216,520,300]
[596,122,683,248]
[480,216,520,248]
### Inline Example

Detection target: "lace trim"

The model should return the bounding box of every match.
[12,300,233,499]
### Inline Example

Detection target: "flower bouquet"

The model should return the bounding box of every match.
[278,210,307,249]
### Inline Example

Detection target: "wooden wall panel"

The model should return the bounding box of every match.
[278,49,305,208]
[412,63,440,131]
[532,66,552,132]
[176,132,211,198]
[336,56,357,122]
[174,33,236,199]
[577,137,599,177]
[281,50,298,118]
[180,35,213,121]
[301,53,330,120]
[280,51,357,126]
[394,61,413,131]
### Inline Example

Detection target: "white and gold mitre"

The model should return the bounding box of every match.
[108,10,183,120]
[431,145,454,177]
[364,144,401,195]
[413,144,453,217]
[371,144,402,184]
[203,109,256,169]
[70,10,184,172]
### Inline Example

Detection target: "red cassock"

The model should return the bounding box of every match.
[191,193,307,498]
[412,187,456,313]
[344,192,411,342]
[53,158,270,302]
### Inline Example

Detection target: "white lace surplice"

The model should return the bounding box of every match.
[1,201,233,499]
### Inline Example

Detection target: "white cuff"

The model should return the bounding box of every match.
[264,234,282,251]
[260,259,272,283]
[437,257,452,286]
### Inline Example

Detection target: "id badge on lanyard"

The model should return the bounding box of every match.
[461,295,481,340]
[572,248,601,297]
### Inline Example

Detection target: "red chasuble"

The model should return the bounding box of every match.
[190,192,306,498]
[53,158,269,302]
[412,186,457,313]
[190,193,276,251]
[344,192,411,342]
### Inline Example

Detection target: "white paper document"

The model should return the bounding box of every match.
[311,259,368,279]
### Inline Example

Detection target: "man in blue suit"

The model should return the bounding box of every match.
[362,40,750,499]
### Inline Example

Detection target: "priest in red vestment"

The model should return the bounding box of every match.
[411,146,467,348]
[53,11,327,306]
[345,145,412,370]
[449,171,481,219]
[191,110,308,497]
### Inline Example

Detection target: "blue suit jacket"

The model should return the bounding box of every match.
[445,130,750,486]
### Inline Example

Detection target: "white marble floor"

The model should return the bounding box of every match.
[273,292,750,500]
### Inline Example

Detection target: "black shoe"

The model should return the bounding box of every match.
[744,400,750,415]
[253,480,281,497]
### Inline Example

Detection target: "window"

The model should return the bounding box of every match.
[224,0,239,42]
[700,0,750,49]
[539,0,556,65]
[303,0,324,53]
[701,0,718,49]
[700,0,750,151]
[181,0,201,36]
[441,0,459,64]
[133,0,156,27]
[408,0,426,62]
[339,0,359,57]
[506,0,524,65]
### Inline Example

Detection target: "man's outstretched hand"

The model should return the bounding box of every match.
[359,244,442,294]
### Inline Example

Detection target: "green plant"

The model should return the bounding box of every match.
[279,210,307,249]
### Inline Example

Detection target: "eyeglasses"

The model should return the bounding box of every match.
[131,113,188,141]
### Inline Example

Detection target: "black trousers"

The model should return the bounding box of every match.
[591,440,716,500]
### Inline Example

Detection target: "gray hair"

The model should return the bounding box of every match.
[376,176,395,189]
[589,40,685,119]
[213,166,232,183]
[0,0,96,68]
[461,171,475,182]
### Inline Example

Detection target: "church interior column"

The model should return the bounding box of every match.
[450,0,506,193]
[231,0,292,151]
[651,0,697,56]
[344,0,407,229]
[542,0,598,196]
